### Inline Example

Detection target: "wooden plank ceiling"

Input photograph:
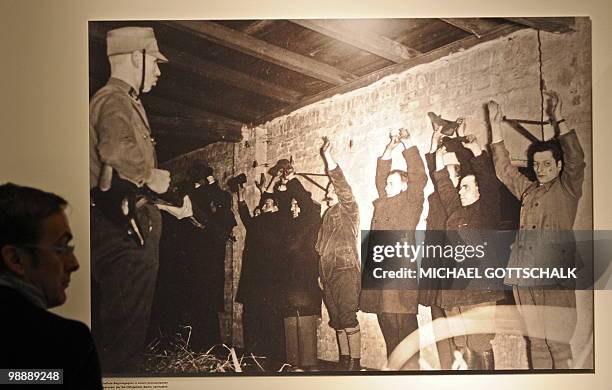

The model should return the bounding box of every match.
[89,18,575,162]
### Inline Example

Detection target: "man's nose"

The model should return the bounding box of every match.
[65,254,80,273]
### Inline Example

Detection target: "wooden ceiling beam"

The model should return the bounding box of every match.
[256,24,522,125]
[243,20,276,35]
[164,20,357,85]
[89,28,302,104]
[503,17,575,33]
[154,81,263,122]
[143,94,245,127]
[439,18,499,38]
[163,47,302,104]
[290,19,421,63]
[149,115,243,143]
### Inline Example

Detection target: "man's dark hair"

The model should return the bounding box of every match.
[388,169,409,184]
[459,172,479,189]
[440,136,474,166]
[527,139,564,167]
[0,183,67,269]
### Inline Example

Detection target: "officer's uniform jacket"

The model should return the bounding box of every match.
[89,78,157,189]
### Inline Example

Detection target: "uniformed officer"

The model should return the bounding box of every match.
[89,26,171,374]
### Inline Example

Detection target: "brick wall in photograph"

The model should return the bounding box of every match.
[182,18,592,369]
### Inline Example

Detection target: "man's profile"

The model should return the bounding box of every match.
[0,183,102,389]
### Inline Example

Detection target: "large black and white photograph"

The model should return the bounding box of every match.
[88,18,594,376]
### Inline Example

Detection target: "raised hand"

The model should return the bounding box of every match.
[382,135,402,160]
[430,125,444,153]
[255,174,266,194]
[270,171,283,190]
[283,170,296,182]
[399,127,411,140]
[399,127,413,149]
[543,90,570,135]
[543,90,562,120]
[488,100,503,125]
[457,119,467,138]
[320,136,337,170]
[461,134,483,157]
[487,100,504,143]
[321,136,331,154]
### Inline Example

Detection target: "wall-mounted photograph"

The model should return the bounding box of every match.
[88,17,593,377]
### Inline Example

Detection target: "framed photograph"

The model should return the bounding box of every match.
[88,17,594,378]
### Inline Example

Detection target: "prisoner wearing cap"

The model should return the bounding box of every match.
[106,27,168,63]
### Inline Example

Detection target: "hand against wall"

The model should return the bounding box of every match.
[487,100,504,144]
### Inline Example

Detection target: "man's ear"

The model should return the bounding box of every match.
[1,245,27,277]
[557,160,563,172]
[130,51,142,68]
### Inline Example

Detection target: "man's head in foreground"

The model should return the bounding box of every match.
[0,183,79,308]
